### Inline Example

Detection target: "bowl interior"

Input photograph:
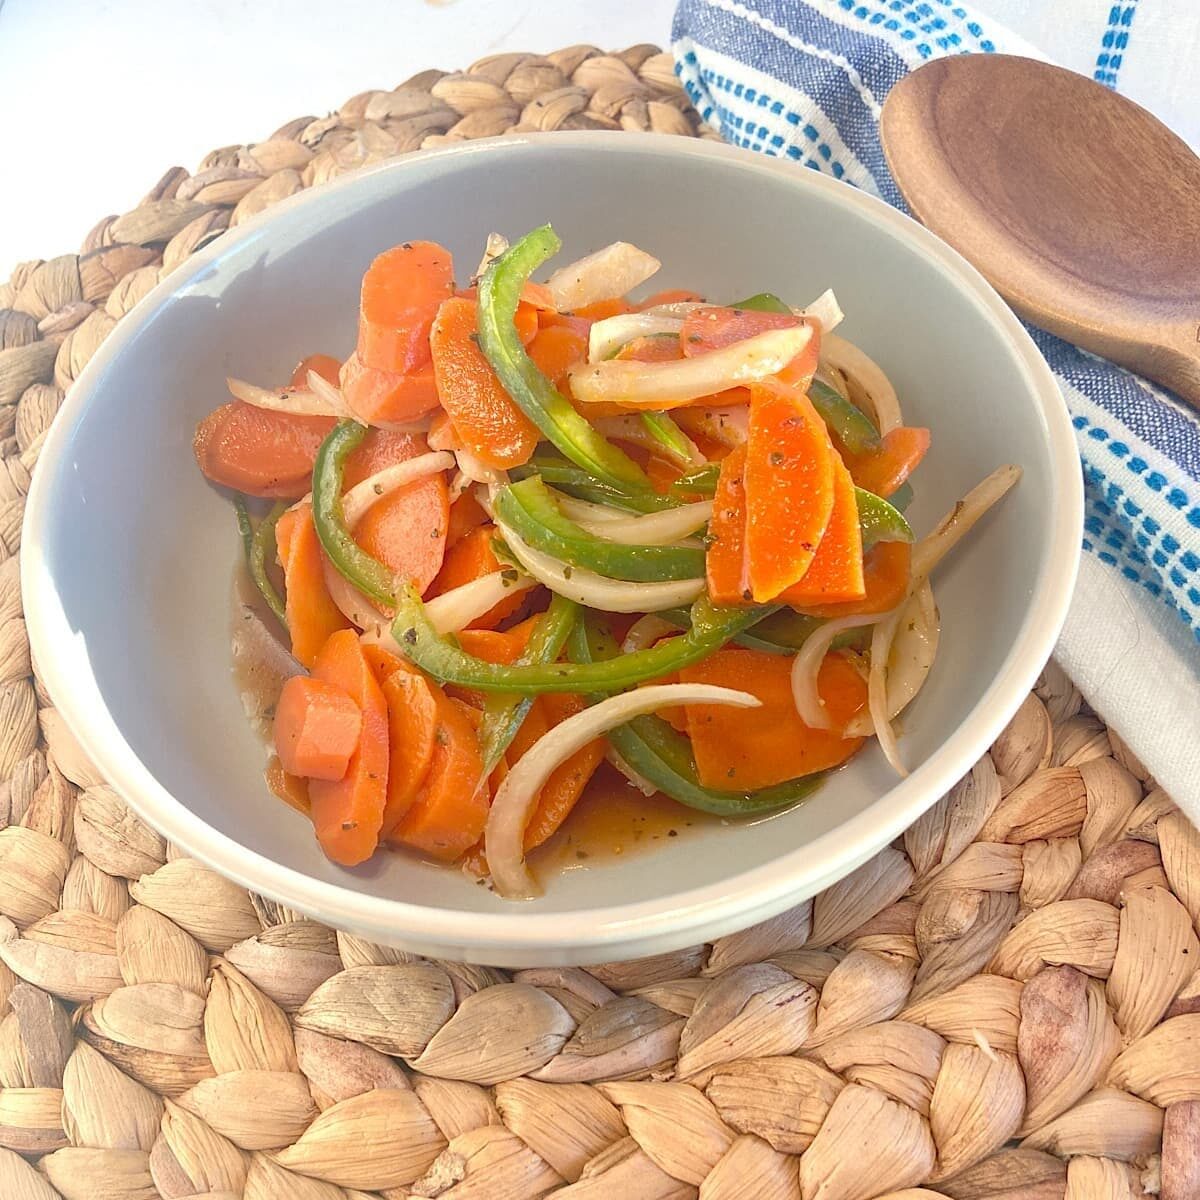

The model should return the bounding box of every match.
[26,135,1075,960]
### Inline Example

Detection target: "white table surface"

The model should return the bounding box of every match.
[0,0,675,282]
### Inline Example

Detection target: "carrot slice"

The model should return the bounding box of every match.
[528,324,590,391]
[520,694,606,851]
[428,526,525,629]
[637,288,704,310]
[843,426,931,498]
[778,452,865,606]
[450,615,539,708]
[798,541,912,619]
[680,647,867,790]
[266,756,310,815]
[574,297,635,321]
[290,353,342,388]
[340,354,441,425]
[706,444,749,606]
[379,666,440,835]
[307,630,389,865]
[446,489,489,547]
[357,241,455,374]
[744,380,836,602]
[278,502,352,668]
[615,335,685,363]
[537,309,592,339]
[274,675,363,781]
[194,402,335,499]
[340,429,450,595]
[681,307,819,389]
[645,454,684,495]
[390,692,487,861]
[430,297,540,469]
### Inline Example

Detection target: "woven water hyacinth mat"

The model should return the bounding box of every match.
[0,42,1197,1200]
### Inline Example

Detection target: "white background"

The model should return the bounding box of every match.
[0,0,675,281]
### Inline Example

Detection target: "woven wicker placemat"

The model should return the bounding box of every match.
[0,43,1196,1200]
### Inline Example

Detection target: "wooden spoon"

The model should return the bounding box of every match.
[880,55,1200,408]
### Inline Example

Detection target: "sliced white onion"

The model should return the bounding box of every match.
[587,313,683,362]
[621,614,677,654]
[569,325,811,409]
[341,451,455,529]
[447,471,472,504]
[485,683,761,897]
[546,241,661,311]
[557,496,714,546]
[473,231,509,284]
[423,570,536,636]
[551,494,625,524]
[359,620,404,656]
[226,376,343,418]
[606,746,659,797]
[820,334,902,434]
[641,300,706,317]
[322,556,382,630]
[912,465,1022,580]
[427,418,460,453]
[791,613,888,731]
[305,369,355,419]
[801,288,844,334]
[593,414,702,470]
[496,521,704,613]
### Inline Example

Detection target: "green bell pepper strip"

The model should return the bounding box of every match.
[390,583,774,695]
[657,606,869,658]
[477,225,651,492]
[855,487,913,549]
[639,411,694,464]
[888,482,914,513]
[809,378,881,455]
[312,420,397,608]
[493,476,705,583]
[477,594,579,779]
[234,497,287,626]
[568,616,824,815]
[728,291,792,314]
[510,456,679,513]
[670,462,720,498]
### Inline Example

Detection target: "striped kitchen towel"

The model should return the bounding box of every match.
[673,0,1200,816]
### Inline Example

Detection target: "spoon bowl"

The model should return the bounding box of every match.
[881,54,1200,408]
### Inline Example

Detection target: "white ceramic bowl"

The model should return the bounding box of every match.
[23,133,1081,966]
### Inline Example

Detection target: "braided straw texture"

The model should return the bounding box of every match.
[0,44,1196,1200]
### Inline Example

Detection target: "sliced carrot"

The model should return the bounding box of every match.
[360,643,407,682]
[273,675,363,781]
[428,526,524,629]
[797,541,912,618]
[450,615,539,707]
[706,444,750,606]
[427,408,462,453]
[645,454,684,495]
[430,297,540,469]
[194,402,335,499]
[278,502,352,668]
[744,380,836,602]
[778,452,865,606]
[290,353,342,388]
[528,324,589,391]
[379,666,440,835]
[390,692,487,861]
[681,308,819,390]
[636,288,704,310]
[680,647,867,790]
[340,354,441,425]
[342,428,424,487]
[615,335,685,363]
[357,241,455,374]
[308,630,389,865]
[521,694,605,852]
[265,756,310,815]
[574,297,635,321]
[843,426,931,498]
[537,309,592,339]
[340,429,450,595]
[446,489,489,547]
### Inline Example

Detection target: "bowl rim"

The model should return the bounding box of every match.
[22,131,1082,962]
